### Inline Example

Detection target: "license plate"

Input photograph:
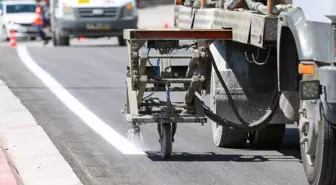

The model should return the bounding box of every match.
[86,23,110,30]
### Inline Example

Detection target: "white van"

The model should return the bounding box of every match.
[50,0,138,46]
[0,0,38,41]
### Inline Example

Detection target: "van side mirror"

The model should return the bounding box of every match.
[0,10,3,16]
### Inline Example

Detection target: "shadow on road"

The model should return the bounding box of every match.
[145,127,302,162]
[7,86,125,89]
[70,44,126,48]
[145,151,301,162]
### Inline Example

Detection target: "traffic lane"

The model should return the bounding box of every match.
[26,46,212,152]
[0,47,251,185]
[24,46,127,88]
[1,46,236,185]
[0,48,167,185]
[26,46,308,185]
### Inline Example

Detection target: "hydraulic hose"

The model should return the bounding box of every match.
[203,49,282,132]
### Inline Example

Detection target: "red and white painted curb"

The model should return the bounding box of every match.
[0,147,20,185]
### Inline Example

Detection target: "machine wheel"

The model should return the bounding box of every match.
[299,101,336,185]
[158,123,172,159]
[30,37,36,41]
[249,124,286,149]
[118,36,126,46]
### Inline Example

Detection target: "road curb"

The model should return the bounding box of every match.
[0,80,83,185]
[0,145,22,185]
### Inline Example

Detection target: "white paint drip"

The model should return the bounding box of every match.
[16,46,145,155]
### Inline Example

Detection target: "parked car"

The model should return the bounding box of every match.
[0,0,38,41]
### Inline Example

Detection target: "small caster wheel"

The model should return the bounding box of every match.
[158,123,172,159]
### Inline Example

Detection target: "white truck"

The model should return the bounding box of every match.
[121,0,336,185]
[50,0,138,46]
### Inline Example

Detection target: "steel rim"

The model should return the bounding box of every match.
[300,101,319,167]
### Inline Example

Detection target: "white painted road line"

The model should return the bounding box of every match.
[16,46,145,155]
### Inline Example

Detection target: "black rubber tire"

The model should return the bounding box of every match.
[301,105,336,185]
[52,31,57,46]
[212,123,248,148]
[249,124,286,149]
[30,37,36,41]
[53,30,70,46]
[58,36,70,46]
[118,36,126,46]
[159,123,172,159]
[210,63,248,148]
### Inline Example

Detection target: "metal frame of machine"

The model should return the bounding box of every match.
[122,28,232,158]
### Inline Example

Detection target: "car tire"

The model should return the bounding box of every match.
[59,36,69,46]
[211,122,248,148]
[249,124,286,149]
[118,36,126,46]
[209,60,248,148]
[52,31,57,46]
[53,30,70,46]
[300,101,336,185]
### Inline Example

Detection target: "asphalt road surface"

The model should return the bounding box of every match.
[0,5,308,185]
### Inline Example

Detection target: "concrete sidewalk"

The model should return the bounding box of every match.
[0,146,21,185]
[0,78,82,185]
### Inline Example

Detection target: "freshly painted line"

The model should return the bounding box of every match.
[16,46,145,155]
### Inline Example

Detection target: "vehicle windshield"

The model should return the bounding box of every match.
[6,4,36,14]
